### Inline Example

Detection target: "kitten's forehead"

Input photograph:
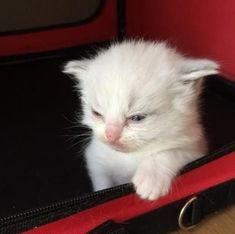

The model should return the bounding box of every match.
[89,41,178,82]
[82,41,178,113]
[85,76,169,116]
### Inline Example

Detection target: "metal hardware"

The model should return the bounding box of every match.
[178,196,198,230]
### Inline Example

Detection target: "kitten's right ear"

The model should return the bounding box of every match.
[63,60,88,79]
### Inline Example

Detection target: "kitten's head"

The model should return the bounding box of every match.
[63,41,219,152]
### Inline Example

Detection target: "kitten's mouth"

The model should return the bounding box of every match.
[101,137,136,152]
[103,139,126,152]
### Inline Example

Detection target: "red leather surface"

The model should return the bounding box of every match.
[126,0,235,80]
[0,1,117,56]
[25,151,235,234]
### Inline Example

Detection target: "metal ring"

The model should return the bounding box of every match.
[178,196,198,230]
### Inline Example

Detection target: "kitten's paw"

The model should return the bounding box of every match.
[132,159,174,201]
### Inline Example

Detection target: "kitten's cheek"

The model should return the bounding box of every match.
[92,126,106,141]
[132,159,174,200]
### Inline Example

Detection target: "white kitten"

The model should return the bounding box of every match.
[63,40,219,200]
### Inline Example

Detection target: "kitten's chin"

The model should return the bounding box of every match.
[109,145,132,153]
[106,142,137,153]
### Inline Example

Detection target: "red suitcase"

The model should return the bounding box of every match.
[0,1,235,233]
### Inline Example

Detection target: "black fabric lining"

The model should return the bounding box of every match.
[206,75,235,101]
[117,0,126,41]
[0,0,106,36]
[182,139,235,173]
[179,76,235,173]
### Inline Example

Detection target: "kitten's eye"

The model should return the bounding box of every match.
[92,109,103,118]
[129,114,146,122]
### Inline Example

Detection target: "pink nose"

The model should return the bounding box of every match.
[105,124,122,143]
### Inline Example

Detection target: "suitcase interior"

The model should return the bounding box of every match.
[1,44,235,233]
[1,0,235,233]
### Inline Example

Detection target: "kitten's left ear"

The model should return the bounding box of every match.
[180,58,219,82]
[63,60,89,79]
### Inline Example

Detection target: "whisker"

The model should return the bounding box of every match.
[61,132,92,144]
[62,133,92,138]
[75,140,91,157]
[68,136,92,149]
[61,114,78,125]
[63,124,90,133]
[63,125,81,130]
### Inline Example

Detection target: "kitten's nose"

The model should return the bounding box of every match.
[105,124,122,144]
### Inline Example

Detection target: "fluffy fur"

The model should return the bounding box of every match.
[63,40,219,200]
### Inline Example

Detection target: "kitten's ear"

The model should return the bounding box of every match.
[63,60,89,79]
[180,58,219,82]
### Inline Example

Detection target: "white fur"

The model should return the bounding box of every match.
[63,40,219,200]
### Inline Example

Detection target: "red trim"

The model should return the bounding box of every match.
[0,1,117,56]
[126,0,235,81]
[25,151,235,234]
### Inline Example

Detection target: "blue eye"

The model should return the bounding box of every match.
[129,114,146,122]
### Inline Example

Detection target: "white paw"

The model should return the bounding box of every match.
[132,159,174,201]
